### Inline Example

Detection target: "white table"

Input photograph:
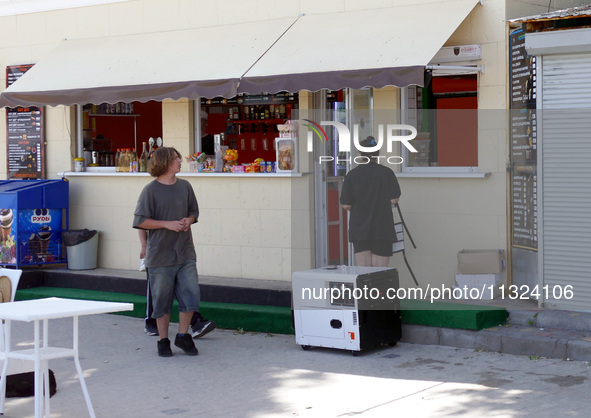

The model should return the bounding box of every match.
[0,297,134,418]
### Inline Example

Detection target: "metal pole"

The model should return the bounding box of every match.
[426,64,485,74]
[75,104,84,158]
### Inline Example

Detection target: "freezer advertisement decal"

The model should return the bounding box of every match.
[18,209,63,264]
[0,208,16,264]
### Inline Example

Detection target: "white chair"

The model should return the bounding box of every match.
[0,268,33,376]
[0,268,21,304]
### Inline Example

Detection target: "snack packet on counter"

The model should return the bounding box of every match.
[185,152,206,163]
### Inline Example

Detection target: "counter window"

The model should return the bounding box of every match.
[199,92,298,172]
[404,74,478,172]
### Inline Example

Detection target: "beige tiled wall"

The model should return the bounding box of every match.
[65,171,311,282]
[190,176,311,281]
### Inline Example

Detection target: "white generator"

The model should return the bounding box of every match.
[292,266,401,355]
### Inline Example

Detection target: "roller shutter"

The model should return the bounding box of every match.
[540,53,591,310]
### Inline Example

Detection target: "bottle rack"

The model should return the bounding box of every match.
[224,119,286,164]
[88,113,140,151]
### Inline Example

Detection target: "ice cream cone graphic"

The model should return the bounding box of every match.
[38,225,52,255]
[0,209,13,243]
[28,233,40,258]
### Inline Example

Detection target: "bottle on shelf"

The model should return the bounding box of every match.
[129,148,138,172]
[115,149,121,172]
[117,149,123,172]
[139,142,149,172]
[149,146,157,160]
[119,149,130,172]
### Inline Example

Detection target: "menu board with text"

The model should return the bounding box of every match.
[6,65,44,179]
[509,27,537,250]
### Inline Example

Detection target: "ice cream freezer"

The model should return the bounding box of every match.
[0,179,69,267]
[292,266,401,355]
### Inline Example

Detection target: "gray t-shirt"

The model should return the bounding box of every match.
[133,178,200,268]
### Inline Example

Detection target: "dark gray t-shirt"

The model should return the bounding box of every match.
[340,162,401,243]
[133,178,200,268]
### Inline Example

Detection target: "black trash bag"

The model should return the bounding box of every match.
[62,229,97,247]
[6,370,57,398]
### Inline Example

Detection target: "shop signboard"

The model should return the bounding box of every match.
[5,64,44,179]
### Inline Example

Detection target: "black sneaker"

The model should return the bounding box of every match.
[191,320,216,339]
[157,338,172,357]
[174,333,198,356]
[145,320,158,336]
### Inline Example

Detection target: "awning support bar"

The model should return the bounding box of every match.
[426,64,485,74]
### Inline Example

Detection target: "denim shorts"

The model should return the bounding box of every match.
[147,261,200,319]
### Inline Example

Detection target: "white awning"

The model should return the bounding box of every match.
[0,18,296,108]
[0,0,480,107]
[239,0,481,93]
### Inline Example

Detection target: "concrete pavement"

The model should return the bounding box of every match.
[2,313,591,417]
[18,268,591,363]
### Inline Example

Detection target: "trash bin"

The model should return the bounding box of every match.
[63,229,98,270]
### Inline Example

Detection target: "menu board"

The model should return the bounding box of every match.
[6,64,44,179]
[509,27,537,250]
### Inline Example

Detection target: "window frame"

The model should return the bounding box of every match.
[401,72,480,175]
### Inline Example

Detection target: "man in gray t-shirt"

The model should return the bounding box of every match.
[133,147,201,357]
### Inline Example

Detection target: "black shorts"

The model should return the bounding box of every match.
[353,240,393,257]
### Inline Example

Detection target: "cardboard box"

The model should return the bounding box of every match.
[457,249,505,274]
[455,273,503,287]
[452,285,499,300]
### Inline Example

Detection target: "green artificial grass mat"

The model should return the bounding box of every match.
[15,287,507,334]
[400,299,507,330]
[16,287,295,335]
